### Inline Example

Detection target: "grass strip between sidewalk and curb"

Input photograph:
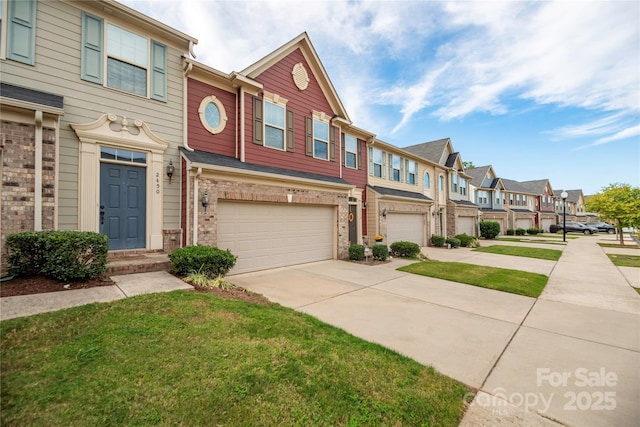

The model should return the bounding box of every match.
[399,261,548,298]
[473,245,562,261]
[498,237,567,246]
[1,291,468,426]
[607,254,640,268]
[598,242,640,249]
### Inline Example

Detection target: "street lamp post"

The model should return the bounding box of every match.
[561,191,568,242]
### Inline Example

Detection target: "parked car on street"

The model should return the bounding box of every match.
[555,222,599,234]
[585,221,615,234]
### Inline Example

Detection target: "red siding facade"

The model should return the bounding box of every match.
[244,49,342,178]
[187,78,237,156]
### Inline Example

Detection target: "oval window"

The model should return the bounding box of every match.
[198,96,227,134]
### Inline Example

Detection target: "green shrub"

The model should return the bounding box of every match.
[445,237,461,248]
[169,245,237,278]
[454,233,479,248]
[372,244,388,261]
[6,231,51,276]
[479,221,501,239]
[527,228,540,235]
[348,244,365,261]
[431,235,446,247]
[389,241,421,258]
[506,229,515,236]
[7,231,107,281]
[515,228,526,236]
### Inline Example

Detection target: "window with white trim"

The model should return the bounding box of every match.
[344,134,357,168]
[495,190,501,206]
[451,173,458,193]
[313,118,329,159]
[460,178,467,195]
[424,172,430,189]
[81,13,167,101]
[439,175,444,191]
[389,154,402,182]
[517,194,521,206]
[406,160,417,185]
[509,194,514,205]
[264,100,286,150]
[371,148,385,177]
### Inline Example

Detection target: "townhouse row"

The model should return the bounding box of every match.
[0,0,591,275]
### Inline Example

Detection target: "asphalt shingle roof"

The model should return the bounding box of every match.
[181,148,351,186]
[368,185,433,202]
[403,138,450,164]
[1,82,63,109]
[465,166,492,187]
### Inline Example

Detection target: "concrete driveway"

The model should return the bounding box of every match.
[230,237,640,427]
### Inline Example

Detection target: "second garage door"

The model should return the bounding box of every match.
[457,216,475,236]
[541,218,554,232]
[516,218,532,229]
[387,213,424,246]
[217,201,334,274]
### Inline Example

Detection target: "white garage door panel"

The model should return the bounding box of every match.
[541,219,554,232]
[387,213,424,246]
[458,216,475,236]
[218,202,334,274]
[516,218,532,229]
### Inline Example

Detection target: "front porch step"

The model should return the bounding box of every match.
[106,252,171,276]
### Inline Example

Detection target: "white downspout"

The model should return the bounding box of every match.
[34,110,43,231]
[53,116,60,229]
[192,167,202,245]
[182,60,194,152]
[239,87,245,162]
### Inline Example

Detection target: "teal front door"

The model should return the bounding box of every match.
[100,163,146,250]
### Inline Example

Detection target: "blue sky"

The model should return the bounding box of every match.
[123,0,639,195]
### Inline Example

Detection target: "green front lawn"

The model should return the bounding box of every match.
[607,254,640,268]
[399,261,548,297]
[1,291,468,426]
[498,238,566,246]
[473,245,562,261]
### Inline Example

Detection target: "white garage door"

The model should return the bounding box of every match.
[541,219,554,232]
[516,218,532,229]
[457,216,475,236]
[387,213,424,246]
[217,202,334,274]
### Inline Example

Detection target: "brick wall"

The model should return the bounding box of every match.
[186,176,350,260]
[1,121,56,274]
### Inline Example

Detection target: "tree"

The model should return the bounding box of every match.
[462,161,476,170]
[585,183,640,245]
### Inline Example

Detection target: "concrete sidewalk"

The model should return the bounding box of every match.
[0,271,192,321]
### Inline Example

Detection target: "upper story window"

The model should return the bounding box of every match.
[313,118,329,160]
[516,194,521,205]
[424,172,430,189]
[460,178,467,195]
[265,100,286,150]
[370,147,385,178]
[522,195,527,206]
[451,173,458,193]
[2,0,37,65]
[478,191,488,205]
[439,175,444,191]
[198,95,227,134]
[495,190,501,205]
[406,160,417,185]
[389,154,402,182]
[81,13,167,101]
[344,134,358,168]
[509,194,514,205]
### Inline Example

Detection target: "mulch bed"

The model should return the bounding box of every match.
[0,274,115,298]
[0,274,271,305]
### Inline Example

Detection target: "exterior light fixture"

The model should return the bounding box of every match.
[201,192,209,212]
[166,159,175,183]
[561,190,568,242]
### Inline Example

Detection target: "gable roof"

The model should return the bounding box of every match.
[464,165,492,187]
[556,189,584,203]
[240,32,350,124]
[519,179,553,196]
[502,178,537,195]
[403,138,451,164]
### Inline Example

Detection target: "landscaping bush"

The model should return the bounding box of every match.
[6,231,50,276]
[431,235,446,247]
[549,224,561,233]
[7,231,108,281]
[454,234,479,248]
[372,244,388,261]
[479,221,501,239]
[169,245,237,278]
[348,244,365,261]
[527,228,540,235]
[506,229,515,236]
[445,237,461,248]
[389,241,421,258]
[515,228,526,236]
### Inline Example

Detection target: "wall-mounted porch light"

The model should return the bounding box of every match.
[166,159,175,184]
[201,191,209,212]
